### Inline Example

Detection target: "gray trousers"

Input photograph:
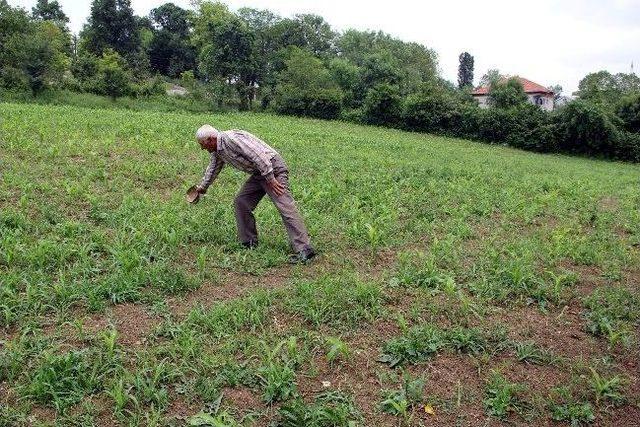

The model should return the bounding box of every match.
[234,155,312,253]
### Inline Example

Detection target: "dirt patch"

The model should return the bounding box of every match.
[164,393,202,424]
[598,196,620,212]
[80,303,161,348]
[167,250,374,317]
[494,304,599,361]
[223,386,266,418]
[293,320,401,426]
[28,405,57,425]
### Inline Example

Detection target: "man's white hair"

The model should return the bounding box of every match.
[196,124,219,141]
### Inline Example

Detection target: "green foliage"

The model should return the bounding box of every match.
[588,368,626,406]
[362,83,402,126]
[548,387,595,426]
[380,325,502,367]
[379,372,424,420]
[403,91,461,135]
[31,0,69,27]
[470,256,577,307]
[489,77,528,109]
[274,48,343,119]
[0,7,69,94]
[81,0,141,60]
[479,69,502,87]
[148,3,195,77]
[287,275,383,327]
[483,372,527,419]
[278,391,361,427]
[616,93,640,133]
[513,341,557,365]
[257,362,297,403]
[187,411,241,427]
[554,100,621,155]
[457,52,474,89]
[583,286,639,347]
[325,336,350,365]
[93,49,131,99]
[576,70,640,108]
[21,348,115,411]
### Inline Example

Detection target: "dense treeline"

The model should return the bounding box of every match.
[1,0,639,161]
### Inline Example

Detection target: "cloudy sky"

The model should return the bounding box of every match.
[10,0,640,94]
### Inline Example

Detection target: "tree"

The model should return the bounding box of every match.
[0,2,69,94]
[362,83,402,126]
[616,94,640,133]
[550,84,563,105]
[329,58,361,108]
[336,29,437,102]
[31,0,68,29]
[148,3,195,77]
[197,10,255,109]
[457,52,474,89]
[575,71,640,108]
[555,100,619,154]
[479,69,502,87]
[81,0,141,60]
[489,77,527,109]
[237,7,283,97]
[270,14,336,57]
[274,48,343,119]
[94,49,130,99]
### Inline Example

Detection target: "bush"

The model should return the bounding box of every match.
[616,94,640,133]
[0,67,29,92]
[554,100,620,155]
[402,92,459,134]
[275,88,343,120]
[71,53,99,88]
[92,50,131,100]
[489,78,528,109]
[503,104,555,151]
[274,48,344,120]
[132,76,165,98]
[362,83,402,126]
[616,132,640,161]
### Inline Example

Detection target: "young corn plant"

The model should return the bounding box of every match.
[365,222,381,258]
[513,341,557,366]
[325,336,350,366]
[379,372,425,425]
[548,387,595,427]
[588,368,625,406]
[483,372,528,419]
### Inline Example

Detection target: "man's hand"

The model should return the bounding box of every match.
[267,178,286,197]
[196,185,207,194]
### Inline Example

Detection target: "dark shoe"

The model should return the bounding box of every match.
[288,248,316,264]
[241,240,258,249]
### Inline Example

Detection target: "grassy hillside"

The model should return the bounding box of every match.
[1,102,639,426]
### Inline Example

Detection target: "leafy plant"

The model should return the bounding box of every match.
[325,336,350,365]
[257,362,297,404]
[379,372,424,424]
[278,391,361,427]
[588,368,625,406]
[483,372,527,419]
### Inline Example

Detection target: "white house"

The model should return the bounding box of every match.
[472,77,555,111]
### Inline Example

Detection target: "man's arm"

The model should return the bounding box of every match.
[197,153,224,193]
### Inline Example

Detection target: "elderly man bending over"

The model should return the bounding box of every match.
[193,125,316,264]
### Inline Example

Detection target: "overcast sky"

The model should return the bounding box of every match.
[9,0,640,94]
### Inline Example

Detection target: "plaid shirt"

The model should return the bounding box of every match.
[199,130,278,189]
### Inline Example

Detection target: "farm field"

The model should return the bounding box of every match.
[1,101,639,426]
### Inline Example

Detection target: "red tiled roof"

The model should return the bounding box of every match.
[472,77,554,96]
